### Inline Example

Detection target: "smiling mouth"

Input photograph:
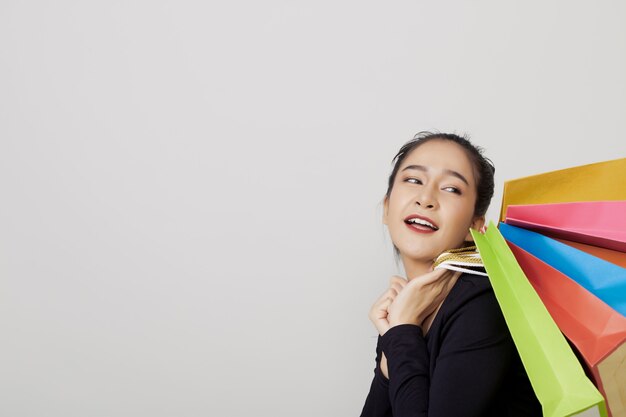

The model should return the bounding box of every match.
[404,218,439,231]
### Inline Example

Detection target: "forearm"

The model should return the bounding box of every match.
[360,336,392,417]
[380,324,430,417]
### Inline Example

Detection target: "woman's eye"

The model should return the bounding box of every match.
[405,178,422,185]
[443,186,462,194]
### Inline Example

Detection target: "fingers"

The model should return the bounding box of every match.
[369,276,409,335]
[369,290,393,336]
[431,271,461,302]
[380,275,406,301]
[371,287,397,317]
[389,275,407,293]
[389,275,407,286]
[446,272,460,288]
[389,283,402,297]
[405,269,459,302]
[431,273,459,299]
[408,268,449,286]
[386,270,461,328]
[371,296,392,318]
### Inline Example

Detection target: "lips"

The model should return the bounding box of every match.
[404,214,439,233]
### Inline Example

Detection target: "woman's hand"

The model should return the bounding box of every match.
[369,276,407,379]
[369,270,459,379]
[369,275,407,337]
[387,269,459,328]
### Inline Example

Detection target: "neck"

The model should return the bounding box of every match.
[401,257,434,281]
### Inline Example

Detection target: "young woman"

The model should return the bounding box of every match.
[360,133,541,417]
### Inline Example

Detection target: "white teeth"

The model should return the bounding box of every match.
[407,218,437,229]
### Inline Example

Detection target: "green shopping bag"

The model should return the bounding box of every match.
[471,222,608,417]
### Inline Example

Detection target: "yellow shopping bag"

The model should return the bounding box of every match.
[499,158,626,222]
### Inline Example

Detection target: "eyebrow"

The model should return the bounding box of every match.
[401,164,470,186]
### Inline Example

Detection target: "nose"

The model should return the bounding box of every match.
[416,200,435,209]
[415,187,438,209]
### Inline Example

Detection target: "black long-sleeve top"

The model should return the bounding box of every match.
[360,272,541,417]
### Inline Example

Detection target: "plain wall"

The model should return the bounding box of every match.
[1,1,625,416]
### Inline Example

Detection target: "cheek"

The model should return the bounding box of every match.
[387,192,409,214]
[447,202,476,227]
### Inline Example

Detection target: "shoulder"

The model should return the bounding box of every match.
[444,272,498,312]
[437,272,509,344]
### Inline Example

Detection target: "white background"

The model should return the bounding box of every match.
[1,1,625,416]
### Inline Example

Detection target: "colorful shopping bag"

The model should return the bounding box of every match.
[499,157,626,222]
[506,242,626,417]
[471,223,607,417]
[499,223,626,317]
[505,201,626,252]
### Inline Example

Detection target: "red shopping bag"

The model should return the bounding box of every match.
[506,242,626,417]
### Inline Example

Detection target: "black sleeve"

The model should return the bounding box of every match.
[359,336,392,417]
[379,290,515,417]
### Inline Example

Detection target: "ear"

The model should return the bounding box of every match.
[383,196,389,225]
[465,215,485,241]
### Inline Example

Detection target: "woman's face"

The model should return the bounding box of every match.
[383,140,485,264]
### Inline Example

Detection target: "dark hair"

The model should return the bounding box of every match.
[384,131,495,258]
